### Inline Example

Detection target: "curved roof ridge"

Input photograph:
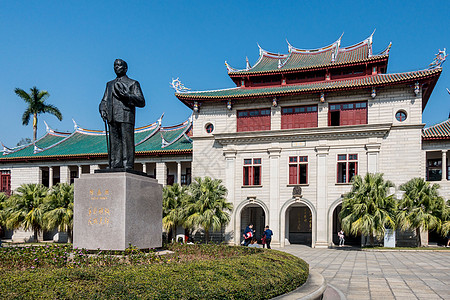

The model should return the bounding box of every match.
[33,130,79,154]
[160,118,191,131]
[288,34,342,53]
[226,43,289,73]
[424,118,450,130]
[134,115,163,146]
[2,131,53,155]
[176,86,241,96]
[339,30,374,52]
[161,117,193,148]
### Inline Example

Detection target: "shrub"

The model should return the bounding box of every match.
[0,244,308,299]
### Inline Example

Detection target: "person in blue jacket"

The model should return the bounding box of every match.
[243,224,254,246]
[263,225,273,249]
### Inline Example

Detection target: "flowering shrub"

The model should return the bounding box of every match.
[0,244,309,299]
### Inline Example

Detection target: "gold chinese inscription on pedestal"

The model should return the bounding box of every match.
[88,189,111,226]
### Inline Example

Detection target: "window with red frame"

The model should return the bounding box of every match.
[337,154,358,183]
[237,109,271,132]
[281,105,318,129]
[0,170,11,195]
[329,102,367,126]
[243,158,261,186]
[289,156,308,184]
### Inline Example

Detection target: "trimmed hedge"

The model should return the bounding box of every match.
[0,246,308,299]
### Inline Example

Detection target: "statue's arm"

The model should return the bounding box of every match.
[128,81,145,108]
[99,84,108,120]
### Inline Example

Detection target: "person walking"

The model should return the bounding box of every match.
[263,225,273,249]
[338,230,345,247]
[243,224,254,246]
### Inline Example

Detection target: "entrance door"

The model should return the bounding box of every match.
[288,206,312,246]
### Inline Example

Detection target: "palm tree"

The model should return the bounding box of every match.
[0,193,9,236]
[185,177,233,243]
[162,183,190,242]
[43,183,74,242]
[5,183,48,242]
[397,178,445,247]
[15,86,62,142]
[340,173,397,245]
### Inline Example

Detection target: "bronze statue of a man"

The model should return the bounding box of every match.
[99,59,145,170]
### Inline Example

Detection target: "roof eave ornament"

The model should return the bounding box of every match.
[72,119,79,131]
[428,48,447,69]
[170,78,191,93]
[33,144,44,154]
[367,29,375,57]
[1,141,13,155]
[246,57,251,70]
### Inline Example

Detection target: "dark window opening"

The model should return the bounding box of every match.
[330,111,340,126]
[427,159,442,181]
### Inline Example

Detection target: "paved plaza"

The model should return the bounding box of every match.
[281,245,450,300]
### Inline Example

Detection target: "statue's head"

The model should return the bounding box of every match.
[114,59,128,77]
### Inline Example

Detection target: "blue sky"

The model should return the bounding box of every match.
[1,1,449,146]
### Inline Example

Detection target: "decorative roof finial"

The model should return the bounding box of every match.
[278,53,282,69]
[428,48,447,69]
[72,119,78,130]
[246,57,251,70]
[170,78,191,93]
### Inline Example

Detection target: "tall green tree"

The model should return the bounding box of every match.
[5,183,48,242]
[340,173,397,245]
[185,177,233,243]
[43,183,74,242]
[162,183,190,242]
[15,86,62,142]
[397,178,445,246]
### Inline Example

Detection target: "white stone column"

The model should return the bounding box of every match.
[142,163,147,174]
[223,149,237,245]
[90,165,100,174]
[156,162,167,186]
[366,143,381,174]
[78,165,83,178]
[268,147,281,247]
[271,105,281,131]
[177,161,182,185]
[315,146,329,248]
[60,166,70,184]
[442,150,447,181]
[49,167,54,187]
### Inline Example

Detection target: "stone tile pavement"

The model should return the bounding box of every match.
[280,245,450,300]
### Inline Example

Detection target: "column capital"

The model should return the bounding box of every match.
[315,146,330,155]
[268,147,281,157]
[223,149,237,158]
[365,143,381,153]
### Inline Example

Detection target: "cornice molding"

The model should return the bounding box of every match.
[213,123,392,145]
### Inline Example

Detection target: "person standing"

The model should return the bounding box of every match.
[243,224,254,246]
[99,59,146,170]
[263,225,273,249]
[338,230,345,247]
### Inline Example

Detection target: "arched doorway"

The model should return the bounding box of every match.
[240,204,266,241]
[285,204,312,246]
[331,203,361,246]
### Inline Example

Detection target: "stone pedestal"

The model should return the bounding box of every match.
[73,171,162,250]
